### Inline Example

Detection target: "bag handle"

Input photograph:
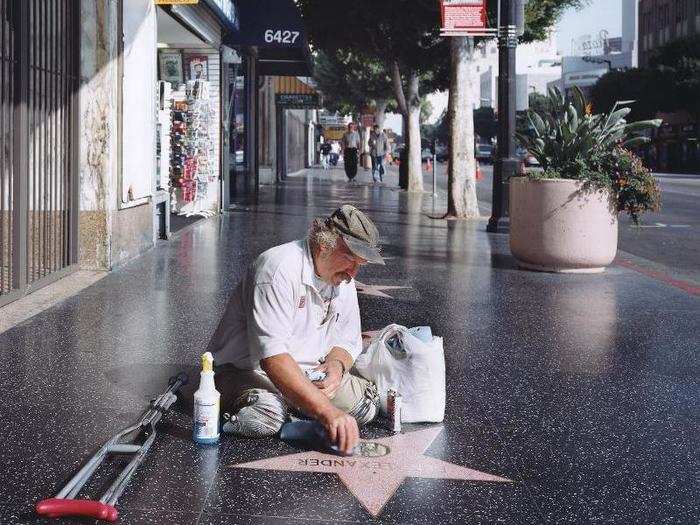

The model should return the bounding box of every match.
[374,324,407,344]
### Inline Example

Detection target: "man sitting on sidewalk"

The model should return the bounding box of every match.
[207,205,383,454]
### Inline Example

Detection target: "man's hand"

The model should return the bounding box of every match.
[312,359,344,399]
[319,406,359,455]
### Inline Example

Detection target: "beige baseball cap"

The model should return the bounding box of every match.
[326,205,384,265]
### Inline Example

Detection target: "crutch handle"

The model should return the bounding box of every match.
[169,372,189,389]
[36,498,118,522]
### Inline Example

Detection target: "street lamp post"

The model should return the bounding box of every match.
[487,0,519,233]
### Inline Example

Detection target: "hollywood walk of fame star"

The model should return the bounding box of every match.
[229,426,510,517]
[355,280,411,299]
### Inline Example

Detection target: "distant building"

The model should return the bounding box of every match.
[478,30,562,109]
[638,0,700,67]
[637,0,700,172]
[540,1,640,100]
[622,0,640,67]
[549,52,634,100]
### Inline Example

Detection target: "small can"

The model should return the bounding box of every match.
[387,388,402,433]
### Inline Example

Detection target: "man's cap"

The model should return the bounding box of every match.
[326,205,384,265]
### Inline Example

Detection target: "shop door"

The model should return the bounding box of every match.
[0,0,79,307]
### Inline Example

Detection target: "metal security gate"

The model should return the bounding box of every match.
[0,0,79,307]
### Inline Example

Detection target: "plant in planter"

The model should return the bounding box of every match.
[511,86,662,273]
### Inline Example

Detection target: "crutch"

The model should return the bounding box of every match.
[36,372,188,522]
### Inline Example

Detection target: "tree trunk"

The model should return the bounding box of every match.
[406,72,424,192]
[446,36,479,218]
[392,62,424,192]
[374,99,388,129]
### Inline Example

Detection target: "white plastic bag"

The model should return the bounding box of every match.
[355,324,445,423]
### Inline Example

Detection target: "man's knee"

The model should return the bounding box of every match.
[222,388,288,438]
[333,375,380,427]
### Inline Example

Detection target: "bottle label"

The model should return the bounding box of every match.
[193,399,220,441]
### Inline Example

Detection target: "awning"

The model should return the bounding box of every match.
[224,0,313,76]
[274,76,322,108]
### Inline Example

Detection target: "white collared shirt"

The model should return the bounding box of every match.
[210,240,362,371]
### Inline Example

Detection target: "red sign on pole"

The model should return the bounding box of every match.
[360,114,375,128]
[440,0,487,31]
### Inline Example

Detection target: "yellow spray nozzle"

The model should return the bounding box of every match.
[201,352,214,373]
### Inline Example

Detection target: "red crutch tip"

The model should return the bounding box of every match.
[36,498,119,522]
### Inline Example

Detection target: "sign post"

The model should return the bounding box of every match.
[487,0,520,233]
[360,114,375,128]
[439,0,521,232]
[439,0,495,37]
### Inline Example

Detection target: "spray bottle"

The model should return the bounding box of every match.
[193,352,220,444]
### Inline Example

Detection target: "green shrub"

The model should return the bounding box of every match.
[516,86,662,223]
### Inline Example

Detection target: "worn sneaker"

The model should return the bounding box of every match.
[348,381,380,427]
[222,389,289,437]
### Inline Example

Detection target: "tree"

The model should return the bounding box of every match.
[474,106,498,142]
[649,35,700,121]
[313,51,395,123]
[298,0,449,192]
[422,109,449,145]
[591,36,700,123]
[442,0,587,219]
[528,92,549,114]
[299,0,585,199]
[445,37,479,218]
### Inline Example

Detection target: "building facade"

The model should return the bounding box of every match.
[478,31,562,110]
[639,0,700,67]
[638,0,700,172]
[1,0,315,309]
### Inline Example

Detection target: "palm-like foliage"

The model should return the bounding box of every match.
[516,86,663,223]
[516,86,661,176]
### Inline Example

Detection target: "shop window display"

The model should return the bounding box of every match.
[169,80,216,218]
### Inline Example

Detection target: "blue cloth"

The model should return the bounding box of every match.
[279,420,356,456]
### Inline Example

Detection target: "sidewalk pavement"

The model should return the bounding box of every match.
[1,168,698,524]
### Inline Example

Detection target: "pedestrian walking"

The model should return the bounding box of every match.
[368,125,389,183]
[330,140,340,166]
[320,140,332,170]
[341,122,361,182]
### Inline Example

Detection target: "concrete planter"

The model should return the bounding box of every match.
[509,177,618,273]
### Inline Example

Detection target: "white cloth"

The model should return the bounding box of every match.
[210,240,362,372]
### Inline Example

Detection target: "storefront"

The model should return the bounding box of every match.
[642,112,700,173]
[149,1,235,233]
[273,79,322,179]
[223,0,314,205]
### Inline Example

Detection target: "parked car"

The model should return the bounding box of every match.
[475,143,494,163]
[421,148,433,163]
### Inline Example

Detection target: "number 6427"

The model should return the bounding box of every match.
[264,29,300,44]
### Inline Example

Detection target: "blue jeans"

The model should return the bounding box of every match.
[372,155,385,182]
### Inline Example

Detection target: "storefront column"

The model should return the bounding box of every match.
[246,48,259,201]
[78,0,119,270]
